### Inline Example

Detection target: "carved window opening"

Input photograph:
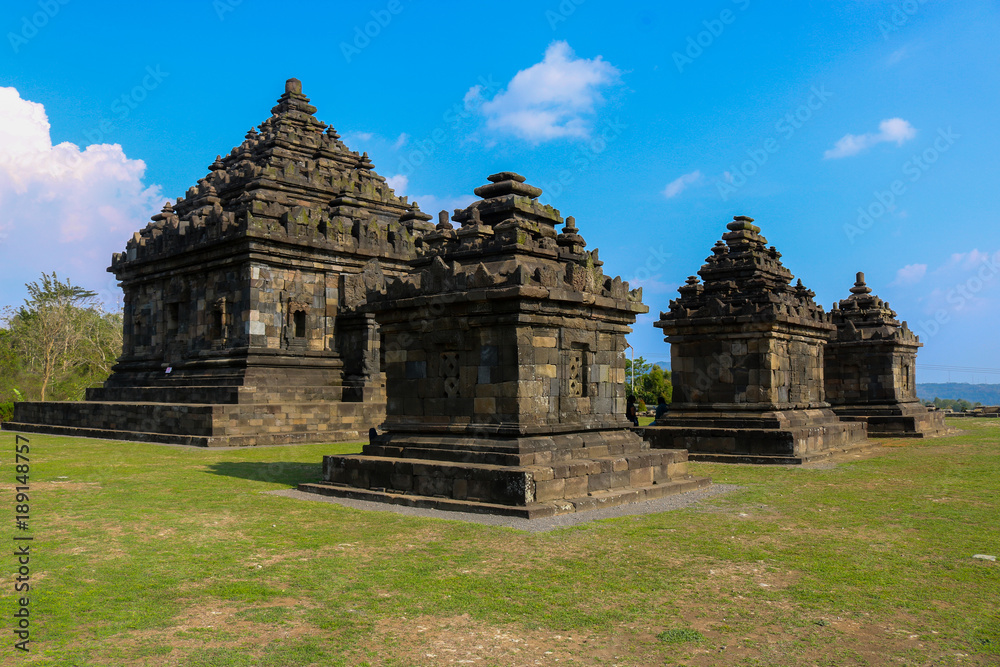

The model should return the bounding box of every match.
[477,345,498,384]
[133,315,144,349]
[166,303,180,337]
[293,310,306,338]
[903,363,910,392]
[210,310,224,340]
[441,352,460,398]
[564,346,588,398]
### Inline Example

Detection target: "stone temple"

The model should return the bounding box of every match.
[299,172,709,517]
[825,272,948,437]
[641,216,872,464]
[6,78,435,445]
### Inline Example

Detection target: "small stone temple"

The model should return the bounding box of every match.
[5,79,434,445]
[299,173,709,517]
[825,273,948,437]
[641,216,872,463]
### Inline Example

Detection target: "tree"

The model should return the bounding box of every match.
[624,355,673,405]
[625,356,652,394]
[2,273,122,401]
[640,365,672,405]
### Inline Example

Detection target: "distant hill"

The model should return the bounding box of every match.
[916,383,1000,406]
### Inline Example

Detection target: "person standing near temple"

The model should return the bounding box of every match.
[626,395,639,426]
[654,395,668,421]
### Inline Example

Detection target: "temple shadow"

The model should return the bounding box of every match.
[204,461,323,487]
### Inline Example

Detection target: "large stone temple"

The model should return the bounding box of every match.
[6,78,435,445]
[299,173,709,517]
[641,216,873,464]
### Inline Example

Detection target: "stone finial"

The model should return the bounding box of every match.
[358,152,374,170]
[437,210,454,231]
[487,171,526,184]
[271,78,317,116]
[850,272,872,295]
[557,215,586,250]
[209,155,225,171]
[473,172,543,199]
[727,215,760,233]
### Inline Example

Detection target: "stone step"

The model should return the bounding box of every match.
[321,447,694,507]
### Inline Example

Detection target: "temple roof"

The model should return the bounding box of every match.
[659,216,829,327]
[831,272,919,345]
[342,172,646,313]
[111,78,426,272]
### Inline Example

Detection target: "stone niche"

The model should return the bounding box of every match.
[639,216,872,464]
[825,272,949,437]
[299,173,710,517]
[3,78,437,446]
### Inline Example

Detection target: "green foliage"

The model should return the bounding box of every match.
[626,356,672,405]
[930,397,981,412]
[0,402,13,422]
[1,272,122,401]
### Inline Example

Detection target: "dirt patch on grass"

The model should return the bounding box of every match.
[101,598,324,666]
[375,613,631,666]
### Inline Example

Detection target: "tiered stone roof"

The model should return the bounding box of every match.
[111,78,428,271]
[343,172,645,311]
[830,272,919,345]
[660,216,830,328]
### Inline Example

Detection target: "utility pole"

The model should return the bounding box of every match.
[625,342,635,395]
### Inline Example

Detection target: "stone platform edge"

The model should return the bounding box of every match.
[0,422,366,448]
[297,475,711,519]
[686,438,881,465]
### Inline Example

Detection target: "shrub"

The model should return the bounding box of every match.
[0,402,14,423]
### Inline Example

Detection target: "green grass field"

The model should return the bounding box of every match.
[1,419,998,666]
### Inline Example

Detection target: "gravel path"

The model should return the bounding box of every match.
[266,484,741,533]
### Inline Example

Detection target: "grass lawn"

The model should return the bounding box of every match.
[1,418,998,666]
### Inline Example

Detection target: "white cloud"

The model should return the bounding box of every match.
[385,174,475,218]
[0,87,161,307]
[386,174,408,194]
[662,170,702,199]
[893,263,927,286]
[823,118,917,159]
[410,193,478,217]
[392,133,409,150]
[341,131,374,147]
[469,41,621,143]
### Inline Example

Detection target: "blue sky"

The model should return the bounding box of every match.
[1,0,997,383]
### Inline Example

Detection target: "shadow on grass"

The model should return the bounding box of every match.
[204,461,323,486]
